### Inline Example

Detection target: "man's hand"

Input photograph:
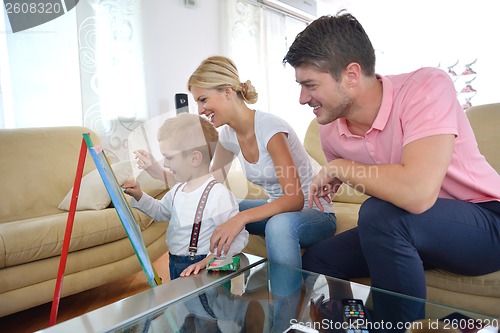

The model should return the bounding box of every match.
[308,165,342,210]
[210,214,246,256]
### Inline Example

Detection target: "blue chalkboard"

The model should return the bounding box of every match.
[83,133,162,287]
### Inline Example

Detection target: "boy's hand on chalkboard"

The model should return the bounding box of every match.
[122,178,143,201]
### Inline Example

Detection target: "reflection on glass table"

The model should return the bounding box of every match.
[37,253,499,333]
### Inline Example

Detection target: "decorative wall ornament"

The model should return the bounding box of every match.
[447,60,459,77]
[442,58,478,111]
[232,0,260,39]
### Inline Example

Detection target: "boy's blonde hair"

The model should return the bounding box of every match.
[157,113,218,162]
[187,55,258,104]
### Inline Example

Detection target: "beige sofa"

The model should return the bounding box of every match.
[0,126,168,317]
[2,103,498,318]
[240,103,500,317]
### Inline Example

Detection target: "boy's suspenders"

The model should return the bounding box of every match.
[173,180,219,319]
[172,179,218,259]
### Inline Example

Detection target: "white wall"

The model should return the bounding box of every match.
[2,0,498,131]
[318,0,500,106]
[141,0,223,119]
[0,9,81,128]
[142,0,500,134]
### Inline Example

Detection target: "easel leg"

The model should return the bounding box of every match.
[48,137,88,327]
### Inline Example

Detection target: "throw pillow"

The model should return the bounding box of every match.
[58,160,133,211]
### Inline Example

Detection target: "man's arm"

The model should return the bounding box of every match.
[314,134,454,214]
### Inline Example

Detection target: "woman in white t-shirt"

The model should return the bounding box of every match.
[187,56,336,332]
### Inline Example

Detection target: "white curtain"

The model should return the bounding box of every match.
[0,0,147,161]
[223,0,314,142]
[0,5,81,129]
[77,0,147,162]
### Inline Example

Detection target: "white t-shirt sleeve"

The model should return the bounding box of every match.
[218,125,240,154]
[258,112,289,147]
[130,186,175,222]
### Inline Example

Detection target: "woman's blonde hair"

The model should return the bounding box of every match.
[187,55,258,104]
[157,113,218,161]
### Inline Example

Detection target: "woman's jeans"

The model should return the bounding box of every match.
[240,199,336,270]
[239,199,336,332]
[303,197,500,329]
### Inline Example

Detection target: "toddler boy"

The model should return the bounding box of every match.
[124,113,248,280]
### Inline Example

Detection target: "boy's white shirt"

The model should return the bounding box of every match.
[130,176,249,256]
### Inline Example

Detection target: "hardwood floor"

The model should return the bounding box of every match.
[0,253,170,333]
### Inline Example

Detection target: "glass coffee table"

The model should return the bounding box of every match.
[37,253,498,333]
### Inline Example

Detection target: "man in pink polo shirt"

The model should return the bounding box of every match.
[284,11,500,328]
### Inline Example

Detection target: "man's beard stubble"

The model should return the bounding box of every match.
[318,94,355,125]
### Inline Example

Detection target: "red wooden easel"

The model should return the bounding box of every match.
[48,137,87,326]
[48,134,162,327]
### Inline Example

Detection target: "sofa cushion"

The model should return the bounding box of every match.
[466,103,500,173]
[226,168,269,200]
[425,269,500,298]
[304,119,327,166]
[0,209,134,268]
[331,202,360,234]
[0,127,99,223]
[0,222,168,301]
[334,184,370,205]
[58,160,135,211]
[58,159,168,210]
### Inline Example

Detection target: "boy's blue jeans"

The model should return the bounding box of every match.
[169,253,207,280]
[239,199,336,332]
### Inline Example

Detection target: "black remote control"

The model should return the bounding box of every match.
[342,298,369,333]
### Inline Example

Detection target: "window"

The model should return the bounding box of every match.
[0,0,148,162]
[0,5,81,129]
[223,0,315,142]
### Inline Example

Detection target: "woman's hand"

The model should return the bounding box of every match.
[180,254,215,277]
[134,150,165,181]
[210,213,247,256]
